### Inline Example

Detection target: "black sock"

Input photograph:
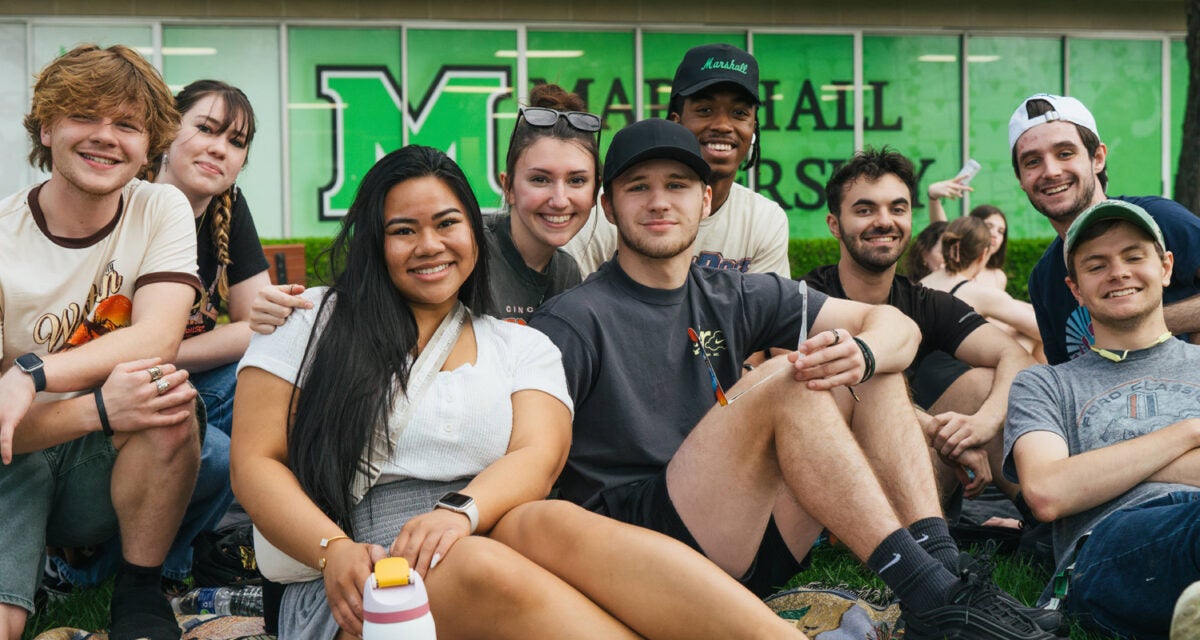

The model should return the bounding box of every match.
[909,516,960,574]
[866,528,957,615]
[111,560,180,640]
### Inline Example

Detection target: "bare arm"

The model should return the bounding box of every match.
[959,285,1041,344]
[1012,419,1200,523]
[926,177,972,223]
[792,299,920,391]
[931,325,1035,459]
[176,271,272,372]
[1164,293,1200,336]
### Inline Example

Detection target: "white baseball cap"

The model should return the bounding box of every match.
[1008,93,1099,151]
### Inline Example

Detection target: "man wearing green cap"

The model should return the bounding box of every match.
[566,43,790,278]
[1005,199,1200,639]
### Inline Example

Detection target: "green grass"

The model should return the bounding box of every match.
[26,544,1118,639]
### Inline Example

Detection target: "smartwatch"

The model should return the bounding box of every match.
[435,492,479,534]
[15,353,46,393]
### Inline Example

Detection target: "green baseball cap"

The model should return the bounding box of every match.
[1064,199,1165,266]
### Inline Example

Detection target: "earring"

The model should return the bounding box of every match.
[161,152,169,166]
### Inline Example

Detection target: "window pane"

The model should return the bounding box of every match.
[0,24,28,195]
[967,36,1062,239]
[162,26,283,237]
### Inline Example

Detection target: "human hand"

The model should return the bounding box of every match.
[0,366,37,464]
[390,508,471,578]
[953,447,992,499]
[249,284,312,335]
[100,359,196,440]
[789,328,865,392]
[323,538,384,638]
[931,411,997,459]
[927,177,973,201]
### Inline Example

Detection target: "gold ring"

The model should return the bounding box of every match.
[148,366,163,382]
[156,379,169,395]
[830,329,841,345]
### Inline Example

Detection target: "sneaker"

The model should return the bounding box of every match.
[903,553,1055,640]
[1173,581,1200,640]
[960,552,1066,636]
[39,556,75,604]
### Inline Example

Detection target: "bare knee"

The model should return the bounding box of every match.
[126,403,201,460]
[0,603,28,640]
[430,537,534,604]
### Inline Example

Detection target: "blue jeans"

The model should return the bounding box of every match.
[1066,491,1200,640]
[53,364,237,585]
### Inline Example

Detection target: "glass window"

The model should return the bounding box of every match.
[967,36,1062,239]
[162,26,283,237]
[287,27,401,236]
[1069,37,1163,198]
[863,34,961,224]
[753,33,855,238]
[0,24,29,196]
[1171,38,1187,196]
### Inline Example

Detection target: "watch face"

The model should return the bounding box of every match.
[16,353,43,371]
[439,492,473,508]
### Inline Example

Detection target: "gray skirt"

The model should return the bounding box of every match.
[278,476,470,640]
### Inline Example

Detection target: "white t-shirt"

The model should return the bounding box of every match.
[564,181,791,277]
[239,287,572,482]
[0,180,199,394]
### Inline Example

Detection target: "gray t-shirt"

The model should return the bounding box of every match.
[1004,338,1200,576]
[484,213,582,322]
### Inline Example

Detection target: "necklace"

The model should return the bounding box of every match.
[1090,331,1172,362]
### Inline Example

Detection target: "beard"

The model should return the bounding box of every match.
[611,204,700,261]
[843,230,906,273]
[1030,175,1098,225]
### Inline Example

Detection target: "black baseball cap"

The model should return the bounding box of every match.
[603,119,712,189]
[671,43,760,105]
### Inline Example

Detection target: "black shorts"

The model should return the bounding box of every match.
[910,350,972,410]
[595,471,807,597]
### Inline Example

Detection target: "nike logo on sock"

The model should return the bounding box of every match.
[878,553,902,573]
[914,534,930,544]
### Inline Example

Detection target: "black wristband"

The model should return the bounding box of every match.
[853,337,876,384]
[94,388,113,437]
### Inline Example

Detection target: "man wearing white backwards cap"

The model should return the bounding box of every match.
[1009,93,1200,365]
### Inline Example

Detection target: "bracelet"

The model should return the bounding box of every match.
[853,337,876,384]
[94,389,113,437]
[318,534,352,571]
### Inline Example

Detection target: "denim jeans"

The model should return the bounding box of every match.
[1066,490,1200,640]
[53,365,236,586]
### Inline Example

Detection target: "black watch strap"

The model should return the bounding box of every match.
[15,353,46,393]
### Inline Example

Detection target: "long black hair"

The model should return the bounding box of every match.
[287,145,490,531]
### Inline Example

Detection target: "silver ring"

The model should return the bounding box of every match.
[830,329,841,345]
[147,366,163,382]
[155,379,170,395]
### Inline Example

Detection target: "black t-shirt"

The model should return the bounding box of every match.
[802,264,985,378]
[186,189,269,338]
[530,261,826,507]
[484,213,582,323]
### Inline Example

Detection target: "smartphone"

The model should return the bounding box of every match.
[955,158,982,185]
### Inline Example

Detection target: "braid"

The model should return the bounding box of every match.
[211,188,234,301]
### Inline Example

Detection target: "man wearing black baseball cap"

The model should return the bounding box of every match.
[531,119,1054,640]
[566,43,790,278]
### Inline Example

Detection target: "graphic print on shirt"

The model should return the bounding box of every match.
[35,260,131,353]
[694,251,751,272]
[1064,305,1094,361]
[185,271,223,339]
[1079,376,1200,445]
[691,328,727,358]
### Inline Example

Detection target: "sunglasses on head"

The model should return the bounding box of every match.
[519,106,602,133]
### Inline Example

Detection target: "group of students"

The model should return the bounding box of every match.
[0,39,1197,640]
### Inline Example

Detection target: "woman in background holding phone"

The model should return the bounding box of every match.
[925,160,1010,290]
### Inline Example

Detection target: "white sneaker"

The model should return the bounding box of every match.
[1172,581,1200,640]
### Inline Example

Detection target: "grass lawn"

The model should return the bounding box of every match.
[24,543,1119,640]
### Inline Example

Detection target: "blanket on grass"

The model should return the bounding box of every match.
[33,614,271,640]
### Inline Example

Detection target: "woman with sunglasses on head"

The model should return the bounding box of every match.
[231,144,800,639]
[250,83,601,330]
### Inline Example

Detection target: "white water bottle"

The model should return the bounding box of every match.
[362,557,437,639]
